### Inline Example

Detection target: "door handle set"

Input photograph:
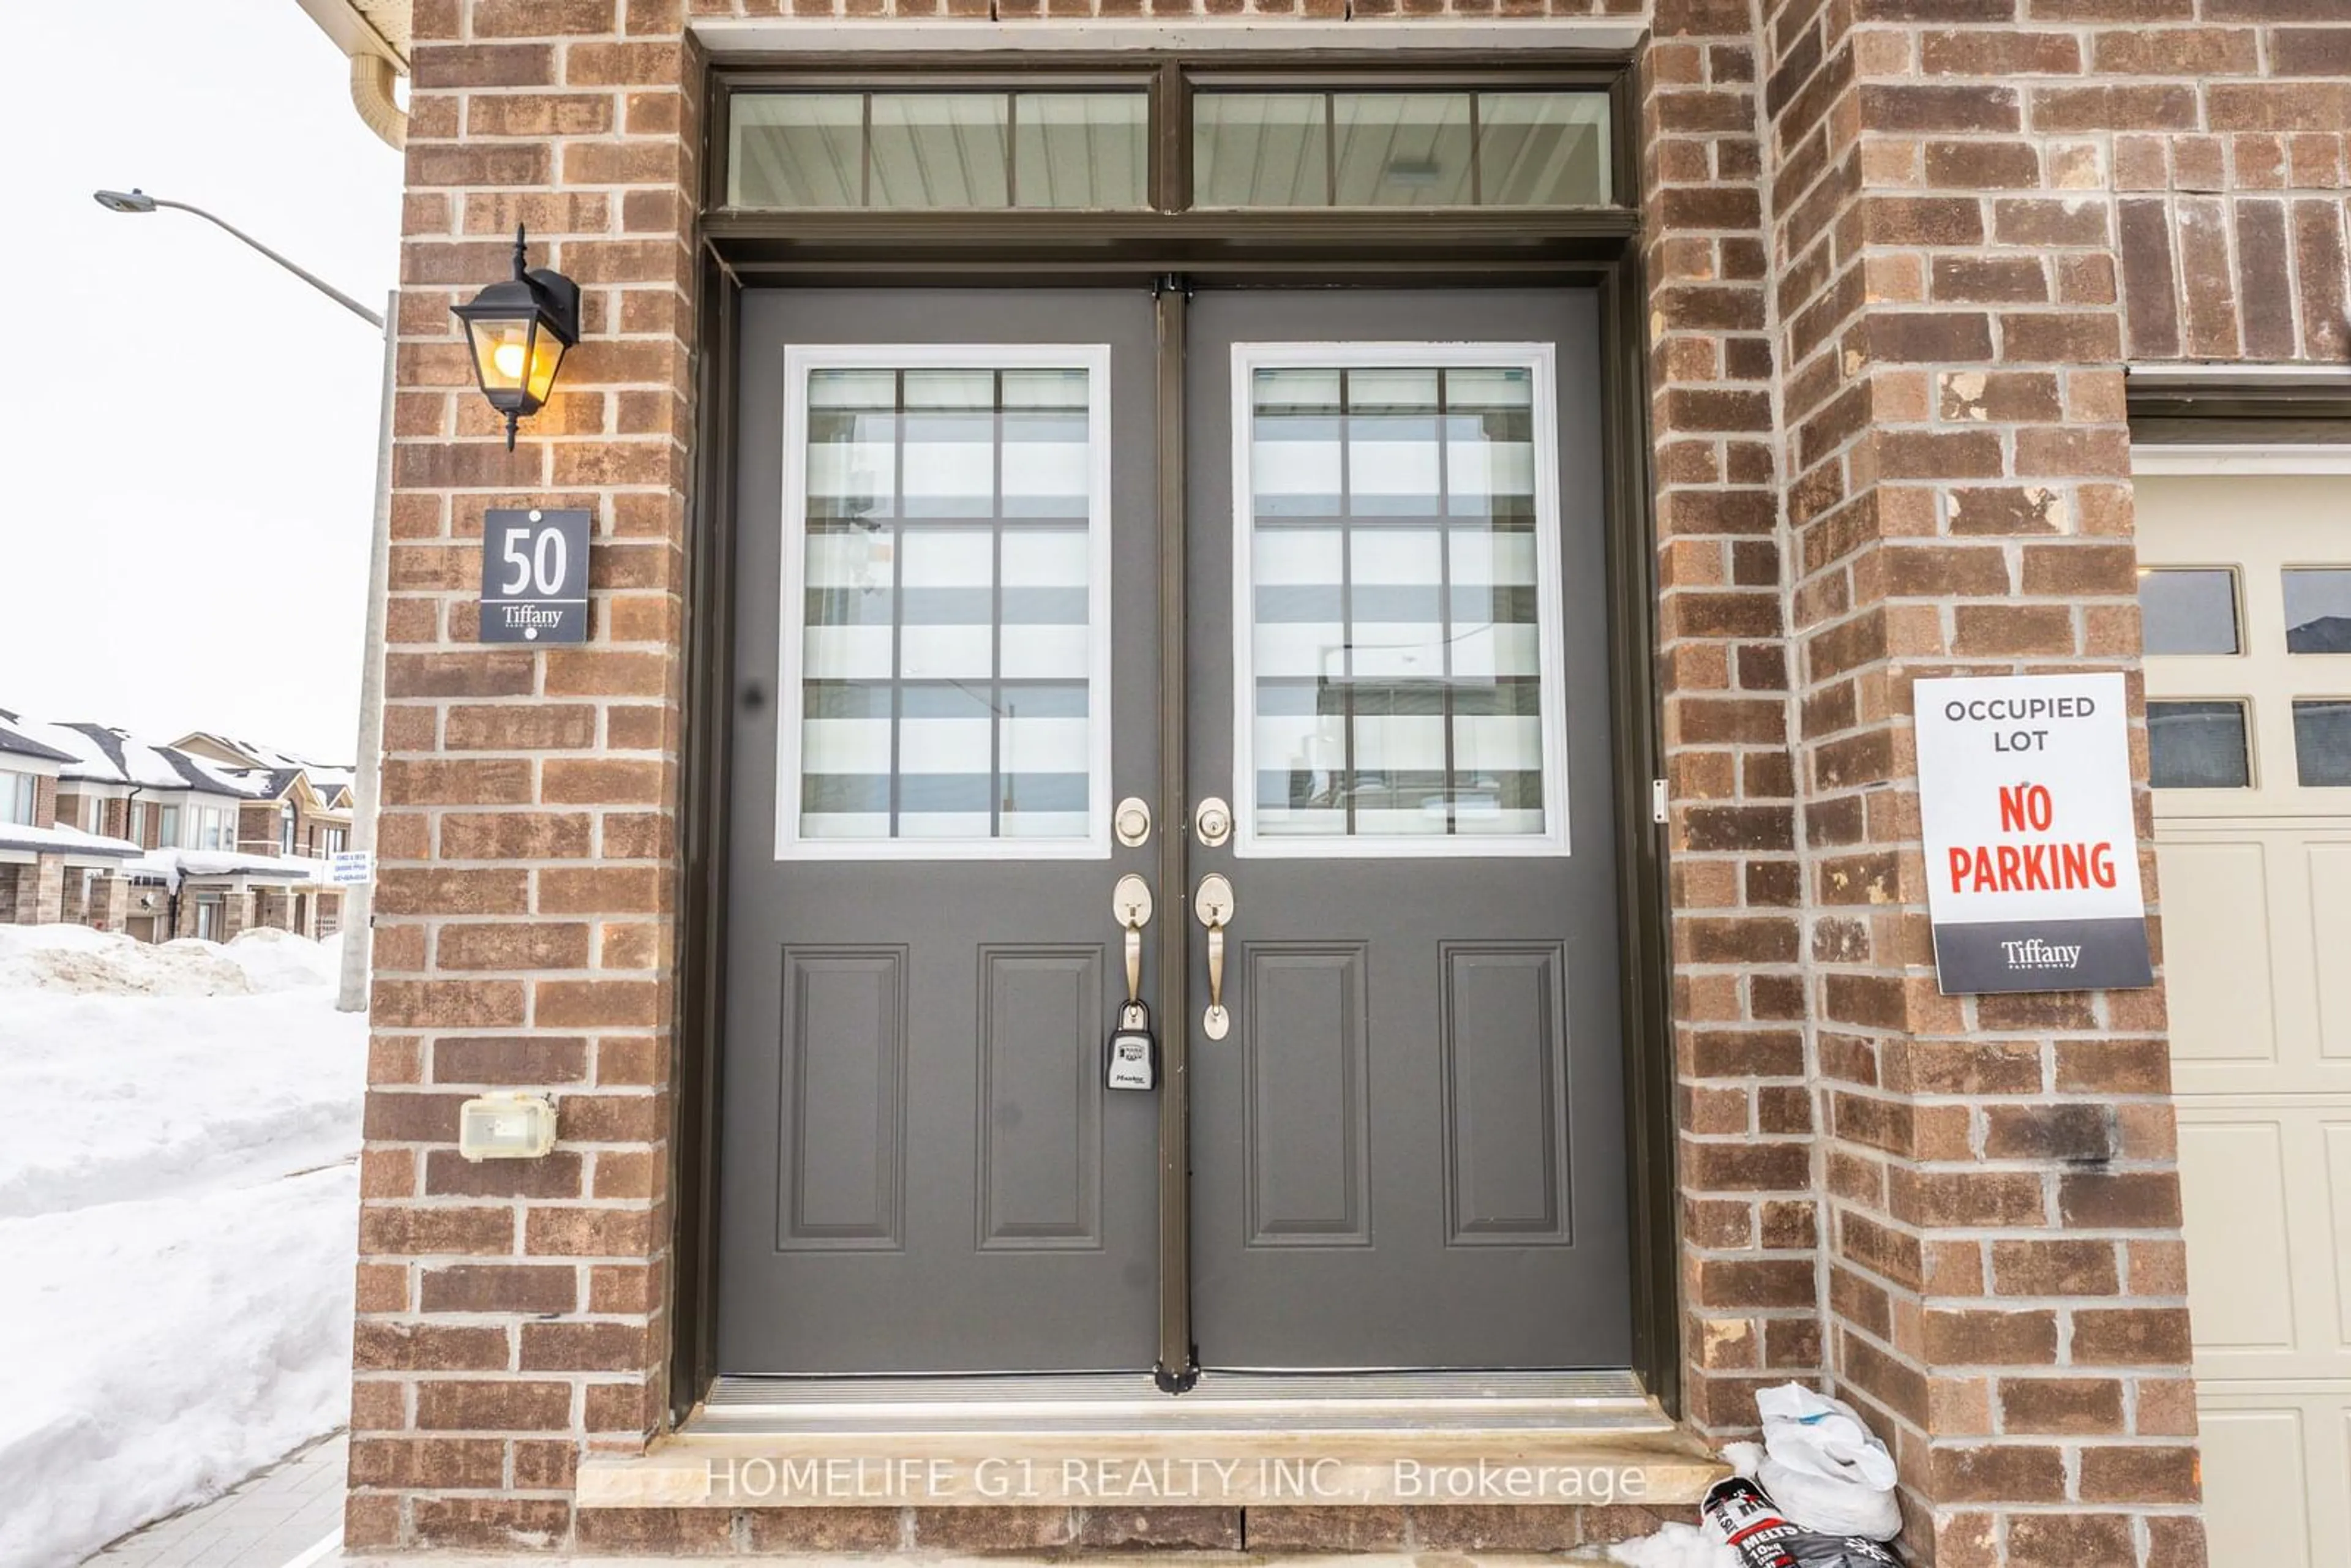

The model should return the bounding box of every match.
[1111,874,1153,1012]
[1109,829,1235,1043]
[1193,874,1234,1040]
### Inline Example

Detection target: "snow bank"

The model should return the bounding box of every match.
[0,983,366,1218]
[0,923,337,997]
[0,1166,358,1568]
[0,923,365,1568]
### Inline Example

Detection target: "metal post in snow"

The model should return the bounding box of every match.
[337,291,397,1014]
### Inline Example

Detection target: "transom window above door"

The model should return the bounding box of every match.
[1233,343,1573,857]
[719,78,1622,214]
[776,347,1112,859]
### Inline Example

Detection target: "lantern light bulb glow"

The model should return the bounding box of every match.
[492,339,528,380]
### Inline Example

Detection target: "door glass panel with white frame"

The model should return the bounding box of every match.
[779,348,1111,858]
[1234,347,1570,855]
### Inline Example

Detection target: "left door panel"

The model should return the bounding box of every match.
[720,290,1161,1374]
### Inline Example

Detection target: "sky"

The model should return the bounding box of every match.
[0,2,403,762]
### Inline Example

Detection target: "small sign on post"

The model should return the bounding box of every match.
[479,507,589,644]
[1916,672,2154,995]
[328,850,375,887]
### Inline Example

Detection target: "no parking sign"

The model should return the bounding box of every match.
[1915,672,2154,994]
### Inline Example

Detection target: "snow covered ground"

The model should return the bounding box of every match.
[0,925,366,1568]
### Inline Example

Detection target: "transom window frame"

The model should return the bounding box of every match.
[772,341,1119,862]
[706,59,1636,230]
[1229,339,1576,861]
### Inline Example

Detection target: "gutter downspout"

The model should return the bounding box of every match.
[292,0,408,150]
[349,53,406,151]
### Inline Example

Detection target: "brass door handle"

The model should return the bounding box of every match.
[1113,874,1153,1010]
[1194,874,1234,1040]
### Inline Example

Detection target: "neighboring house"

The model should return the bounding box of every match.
[0,707,353,942]
[0,713,143,927]
[171,733,357,939]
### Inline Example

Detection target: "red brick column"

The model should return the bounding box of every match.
[1760,4,2203,1564]
[348,0,700,1550]
[1641,0,1822,1438]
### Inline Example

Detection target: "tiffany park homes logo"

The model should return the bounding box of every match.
[707,1454,1655,1506]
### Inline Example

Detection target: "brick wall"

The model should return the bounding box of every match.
[2093,12,2351,364]
[1639,0,1823,1442]
[351,0,701,1550]
[1741,1,2293,1562]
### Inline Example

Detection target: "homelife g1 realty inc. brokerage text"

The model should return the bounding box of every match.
[1915,671,2154,995]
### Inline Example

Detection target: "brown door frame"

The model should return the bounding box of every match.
[670,49,1679,1419]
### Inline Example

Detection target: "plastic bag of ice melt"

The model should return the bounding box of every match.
[1752,1384,1902,1540]
[1701,1477,1905,1568]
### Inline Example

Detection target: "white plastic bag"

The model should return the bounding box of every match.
[1752,1384,1902,1541]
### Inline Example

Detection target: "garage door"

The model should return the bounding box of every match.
[2139,472,2351,1566]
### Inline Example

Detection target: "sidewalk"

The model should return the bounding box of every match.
[85,1432,345,1568]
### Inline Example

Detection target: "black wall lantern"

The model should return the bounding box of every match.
[452,225,580,449]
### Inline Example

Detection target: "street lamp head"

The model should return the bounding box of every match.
[451,225,580,451]
[92,188,158,214]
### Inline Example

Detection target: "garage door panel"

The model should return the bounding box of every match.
[2199,1405,2315,1568]
[2181,1120,2300,1354]
[2311,846,2351,1060]
[2156,840,2279,1065]
[2325,1124,2351,1352]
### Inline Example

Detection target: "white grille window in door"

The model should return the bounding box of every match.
[778,347,1112,858]
[1232,344,1571,856]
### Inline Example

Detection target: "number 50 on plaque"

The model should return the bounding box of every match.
[479,507,590,644]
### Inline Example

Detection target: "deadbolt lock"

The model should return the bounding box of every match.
[1194,797,1232,848]
[1114,797,1152,848]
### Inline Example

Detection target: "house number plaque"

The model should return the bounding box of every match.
[479,507,590,644]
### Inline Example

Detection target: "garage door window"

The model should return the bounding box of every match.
[2148,700,2253,790]
[2141,568,2253,790]
[2292,699,2351,787]
[2142,568,2239,655]
[2283,568,2351,655]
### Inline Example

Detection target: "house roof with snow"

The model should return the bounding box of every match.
[48,723,262,797]
[0,709,353,809]
[0,822,144,860]
[0,709,78,766]
[170,733,356,811]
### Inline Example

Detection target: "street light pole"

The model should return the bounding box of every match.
[94,187,392,1013]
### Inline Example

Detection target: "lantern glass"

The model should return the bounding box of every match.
[465,314,558,410]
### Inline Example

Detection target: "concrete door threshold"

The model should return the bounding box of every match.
[577,1428,1723,1512]
[340,1555,1644,1567]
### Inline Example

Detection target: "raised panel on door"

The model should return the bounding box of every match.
[1242,943,1370,1247]
[2199,1406,2315,1568]
[2178,1119,2298,1356]
[2311,844,2351,1059]
[1441,943,1572,1246]
[2154,840,2278,1066]
[779,948,906,1250]
[977,947,1104,1251]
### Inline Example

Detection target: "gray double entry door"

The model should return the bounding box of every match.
[719,287,1632,1378]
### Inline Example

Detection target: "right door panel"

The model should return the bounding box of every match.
[1186,290,1633,1370]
